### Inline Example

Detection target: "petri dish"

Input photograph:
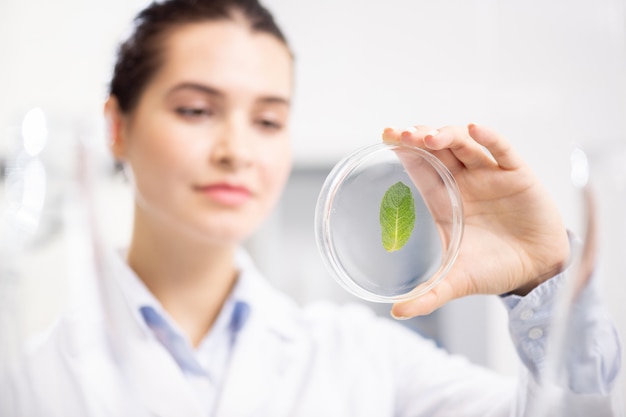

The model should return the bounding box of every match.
[314,142,464,303]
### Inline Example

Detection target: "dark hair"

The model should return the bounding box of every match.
[109,0,290,113]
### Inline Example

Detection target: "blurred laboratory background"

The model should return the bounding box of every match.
[1,0,625,402]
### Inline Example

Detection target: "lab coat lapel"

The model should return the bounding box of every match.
[123,336,204,417]
[215,319,285,416]
[215,272,312,417]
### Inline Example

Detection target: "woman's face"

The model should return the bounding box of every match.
[112,20,293,245]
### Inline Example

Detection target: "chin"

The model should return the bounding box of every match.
[190,220,258,247]
[181,202,274,246]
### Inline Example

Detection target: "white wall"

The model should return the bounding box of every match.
[2,1,624,210]
[1,0,625,402]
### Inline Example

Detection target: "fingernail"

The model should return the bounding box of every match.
[426,129,439,137]
[404,126,417,134]
[390,310,410,321]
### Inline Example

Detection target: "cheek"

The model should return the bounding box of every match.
[259,142,292,201]
[142,116,208,161]
[126,125,201,194]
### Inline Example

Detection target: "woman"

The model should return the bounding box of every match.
[2,0,620,416]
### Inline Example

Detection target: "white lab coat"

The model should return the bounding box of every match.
[0,249,619,417]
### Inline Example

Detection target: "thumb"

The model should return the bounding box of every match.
[390,280,457,319]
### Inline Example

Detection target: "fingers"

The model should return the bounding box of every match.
[382,127,402,144]
[467,123,524,171]
[383,125,495,171]
[390,279,456,319]
[384,126,464,174]
[422,126,494,170]
[382,126,429,147]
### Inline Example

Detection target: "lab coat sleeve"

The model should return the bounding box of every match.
[501,271,621,395]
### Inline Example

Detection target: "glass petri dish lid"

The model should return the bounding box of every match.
[314,142,464,303]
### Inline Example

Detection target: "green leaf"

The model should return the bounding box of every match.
[380,181,416,252]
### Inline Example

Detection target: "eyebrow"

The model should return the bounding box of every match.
[167,82,290,106]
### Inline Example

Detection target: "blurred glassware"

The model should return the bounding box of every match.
[0,108,142,416]
[514,143,626,417]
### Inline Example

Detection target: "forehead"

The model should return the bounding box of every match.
[153,21,293,99]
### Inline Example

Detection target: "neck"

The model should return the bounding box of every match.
[127,206,239,347]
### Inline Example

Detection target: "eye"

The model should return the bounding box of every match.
[255,118,283,131]
[175,107,214,119]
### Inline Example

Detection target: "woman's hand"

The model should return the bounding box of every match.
[383,124,570,319]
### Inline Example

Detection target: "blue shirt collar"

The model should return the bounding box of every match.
[117,248,253,376]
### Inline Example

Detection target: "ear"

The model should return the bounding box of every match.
[104,96,128,160]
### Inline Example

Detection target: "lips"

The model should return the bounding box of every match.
[195,183,252,206]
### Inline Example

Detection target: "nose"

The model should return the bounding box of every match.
[210,117,253,170]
